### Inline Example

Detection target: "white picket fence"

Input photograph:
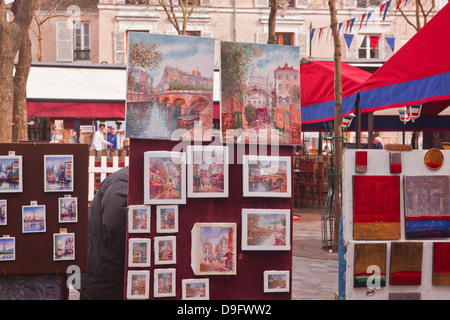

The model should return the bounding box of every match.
[88,155,129,201]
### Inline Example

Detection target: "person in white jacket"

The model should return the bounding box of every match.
[90,124,113,151]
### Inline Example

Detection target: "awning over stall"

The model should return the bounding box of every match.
[359,3,450,114]
[26,63,126,120]
[301,59,371,124]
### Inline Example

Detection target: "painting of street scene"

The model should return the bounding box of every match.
[128,205,150,233]
[156,205,178,233]
[128,238,150,267]
[53,233,75,261]
[126,32,215,141]
[0,200,6,225]
[154,268,176,297]
[154,236,176,265]
[58,197,78,223]
[22,205,46,233]
[127,271,149,300]
[0,237,15,261]
[144,151,186,204]
[191,223,236,275]
[243,155,291,197]
[242,209,291,251]
[264,271,289,292]
[0,155,22,193]
[188,146,228,198]
[44,155,73,192]
[182,279,209,300]
[221,41,301,145]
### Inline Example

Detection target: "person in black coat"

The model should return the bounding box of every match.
[79,166,128,300]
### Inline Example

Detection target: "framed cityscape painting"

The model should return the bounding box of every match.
[220,41,301,145]
[263,270,290,293]
[58,197,78,223]
[191,222,237,276]
[127,270,150,300]
[53,232,75,261]
[154,268,176,298]
[44,155,74,192]
[187,145,229,198]
[241,209,291,251]
[182,279,209,300]
[128,238,151,268]
[127,205,151,233]
[154,236,176,265]
[144,151,186,205]
[0,155,22,193]
[243,155,291,198]
[0,200,6,225]
[0,237,15,261]
[156,205,178,233]
[22,204,46,233]
[125,32,215,142]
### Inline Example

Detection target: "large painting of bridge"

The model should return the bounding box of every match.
[220,41,301,145]
[126,33,215,141]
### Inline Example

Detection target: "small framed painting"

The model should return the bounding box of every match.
[58,197,78,223]
[127,205,151,233]
[44,155,74,192]
[22,204,46,233]
[0,155,22,193]
[263,270,290,293]
[0,200,6,225]
[144,151,186,205]
[0,237,15,261]
[154,268,176,298]
[154,236,176,265]
[128,238,151,267]
[187,145,229,198]
[243,155,291,198]
[53,233,75,261]
[182,279,209,300]
[156,205,178,233]
[241,209,291,251]
[127,270,150,300]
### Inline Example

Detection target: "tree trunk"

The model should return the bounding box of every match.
[0,0,37,143]
[268,0,279,44]
[13,32,32,142]
[328,0,343,252]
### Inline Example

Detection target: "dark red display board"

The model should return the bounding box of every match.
[125,138,293,300]
[0,143,88,275]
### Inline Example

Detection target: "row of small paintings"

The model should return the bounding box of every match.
[128,207,291,253]
[0,233,75,262]
[143,147,292,205]
[126,269,290,300]
[0,198,78,230]
[353,242,450,288]
[0,154,74,193]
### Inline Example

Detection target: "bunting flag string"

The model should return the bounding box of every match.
[309,0,399,45]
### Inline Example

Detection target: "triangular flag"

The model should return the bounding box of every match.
[338,22,343,33]
[366,10,373,25]
[380,3,386,15]
[396,0,402,10]
[344,33,354,49]
[345,19,352,33]
[404,0,408,6]
[359,13,366,30]
[370,35,380,52]
[385,36,395,51]
[310,28,315,43]
[318,27,324,41]
[349,17,355,33]
[383,0,391,20]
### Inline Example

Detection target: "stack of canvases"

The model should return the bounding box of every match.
[344,148,450,300]
[123,32,299,300]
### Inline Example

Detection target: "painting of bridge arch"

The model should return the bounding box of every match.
[126,33,215,141]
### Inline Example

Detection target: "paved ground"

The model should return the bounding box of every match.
[69,205,339,300]
[291,206,339,300]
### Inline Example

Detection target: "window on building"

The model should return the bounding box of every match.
[357,0,383,8]
[179,0,200,5]
[126,0,150,4]
[74,22,90,61]
[186,31,201,36]
[358,35,379,59]
[275,33,294,46]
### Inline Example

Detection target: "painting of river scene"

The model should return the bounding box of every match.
[242,209,291,251]
[0,237,15,261]
[126,33,215,141]
[144,151,186,205]
[22,204,46,233]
